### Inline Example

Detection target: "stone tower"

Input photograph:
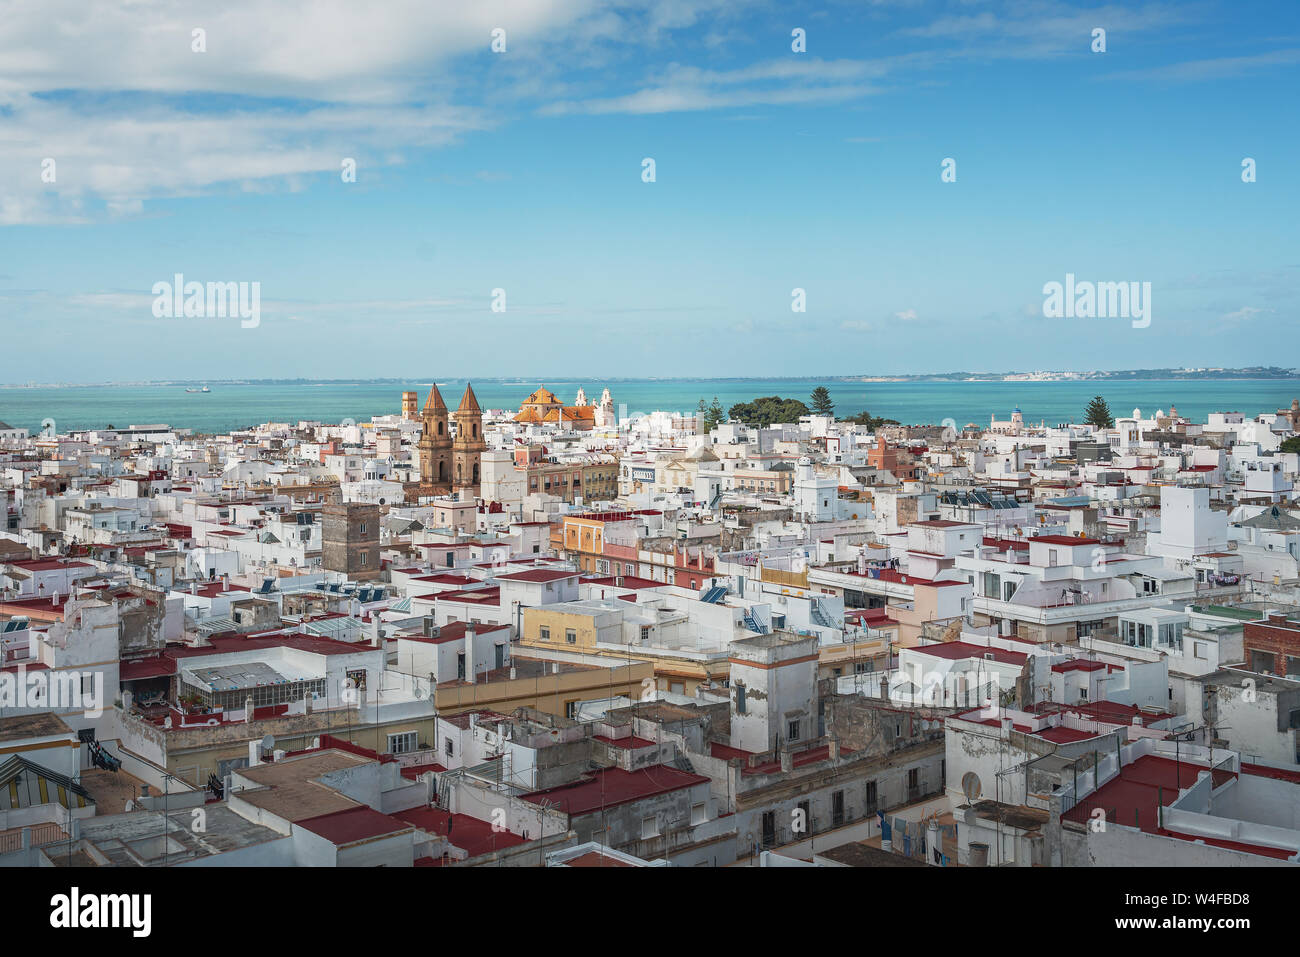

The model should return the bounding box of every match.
[322,502,381,581]
[452,383,487,497]
[418,384,452,495]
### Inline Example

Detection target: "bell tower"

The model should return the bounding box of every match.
[452,383,487,497]
[418,384,452,495]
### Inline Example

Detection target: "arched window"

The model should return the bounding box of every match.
[472,423,478,438]
[438,461,446,482]
[438,422,444,435]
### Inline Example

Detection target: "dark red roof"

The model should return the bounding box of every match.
[593,734,657,750]
[120,656,177,681]
[585,576,664,590]
[522,764,708,815]
[393,807,529,858]
[399,621,509,645]
[913,642,1028,666]
[1064,755,1237,836]
[297,806,412,845]
[400,762,448,780]
[495,569,579,583]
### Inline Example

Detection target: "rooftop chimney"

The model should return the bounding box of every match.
[465,626,476,684]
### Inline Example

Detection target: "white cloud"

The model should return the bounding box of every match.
[1220,306,1271,323]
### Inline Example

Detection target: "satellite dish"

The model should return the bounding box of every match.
[261,734,275,752]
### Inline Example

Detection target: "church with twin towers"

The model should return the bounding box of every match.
[409,383,487,499]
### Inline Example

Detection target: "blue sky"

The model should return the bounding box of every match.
[1,0,1297,382]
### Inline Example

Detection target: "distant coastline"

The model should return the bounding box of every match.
[1,367,1297,389]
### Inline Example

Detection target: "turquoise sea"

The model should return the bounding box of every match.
[1,379,1297,435]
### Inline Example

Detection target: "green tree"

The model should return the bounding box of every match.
[840,410,900,429]
[1280,436,1300,455]
[706,396,726,430]
[728,396,811,428]
[1084,396,1115,429]
[810,386,834,416]
[698,397,726,431]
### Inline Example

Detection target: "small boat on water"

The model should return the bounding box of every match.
[184,386,212,393]
[185,388,199,393]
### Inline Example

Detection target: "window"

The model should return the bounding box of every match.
[691,803,707,826]
[565,628,576,645]
[539,626,550,641]
[864,781,878,814]
[832,790,845,827]
[736,685,747,714]
[641,815,659,839]
[359,522,367,535]
[787,719,800,742]
[456,653,466,680]
[388,731,418,754]
[565,701,577,720]
[1077,619,1107,639]
[444,737,454,757]
[907,768,920,790]
[359,553,367,567]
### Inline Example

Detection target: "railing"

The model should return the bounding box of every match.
[0,822,66,855]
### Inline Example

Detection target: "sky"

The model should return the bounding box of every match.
[1,0,1297,382]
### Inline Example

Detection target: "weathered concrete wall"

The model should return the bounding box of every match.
[1059,820,1292,867]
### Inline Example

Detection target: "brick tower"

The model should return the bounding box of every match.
[452,383,487,498]
[418,384,452,496]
